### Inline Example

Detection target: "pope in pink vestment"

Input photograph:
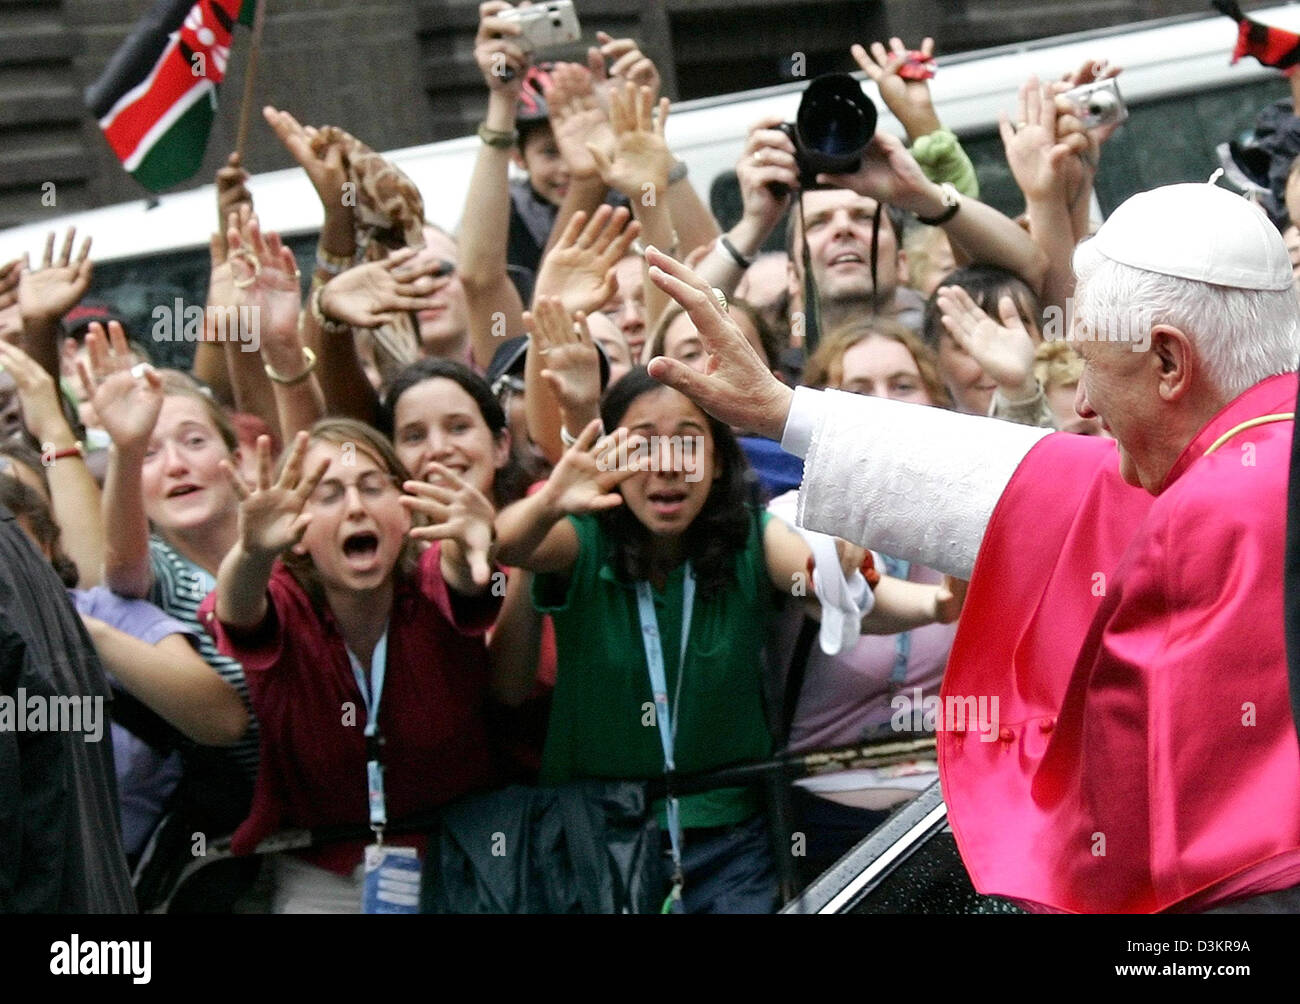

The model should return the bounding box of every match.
[941,372,1300,912]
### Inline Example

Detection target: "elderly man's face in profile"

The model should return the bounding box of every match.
[1069,320,1161,490]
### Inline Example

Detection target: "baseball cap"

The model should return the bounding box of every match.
[1076,182,1293,291]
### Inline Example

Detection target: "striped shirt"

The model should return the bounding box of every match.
[149,535,260,777]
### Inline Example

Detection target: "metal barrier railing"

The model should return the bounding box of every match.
[141,734,938,912]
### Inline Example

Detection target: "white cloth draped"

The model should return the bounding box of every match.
[780,387,1050,579]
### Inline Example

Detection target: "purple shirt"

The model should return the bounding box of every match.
[780,564,958,751]
[72,587,192,856]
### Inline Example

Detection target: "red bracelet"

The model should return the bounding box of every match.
[49,443,85,461]
[807,550,881,589]
[860,550,880,588]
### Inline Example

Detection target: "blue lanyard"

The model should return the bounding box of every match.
[881,555,912,687]
[347,626,390,839]
[634,562,695,907]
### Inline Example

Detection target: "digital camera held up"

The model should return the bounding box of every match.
[1061,77,1128,131]
[770,73,879,199]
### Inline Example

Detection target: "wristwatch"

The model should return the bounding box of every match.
[916,182,961,226]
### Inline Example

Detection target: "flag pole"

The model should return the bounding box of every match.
[234,0,267,158]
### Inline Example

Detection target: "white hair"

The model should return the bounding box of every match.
[1072,245,1300,399]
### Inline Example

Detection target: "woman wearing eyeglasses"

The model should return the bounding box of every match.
[202,418,504,912]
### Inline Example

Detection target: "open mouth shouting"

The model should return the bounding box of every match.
[341,530,382,572]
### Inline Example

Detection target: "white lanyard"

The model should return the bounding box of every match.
[634,562,695,907]
[346,625,390,840]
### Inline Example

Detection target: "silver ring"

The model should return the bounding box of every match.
[753,150,764,165]
[130,362,152,379]
[712,287,728,312]
[229,247,261,289]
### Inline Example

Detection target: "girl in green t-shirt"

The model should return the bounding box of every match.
[497,365,961,912]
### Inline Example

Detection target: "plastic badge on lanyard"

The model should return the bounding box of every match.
[363,844,422,914]
[348,625,421,914]
[634,562,695,915]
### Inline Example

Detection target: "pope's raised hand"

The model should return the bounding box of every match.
[644,248,792,441]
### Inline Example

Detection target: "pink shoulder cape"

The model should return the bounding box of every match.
[939,372,1300,912]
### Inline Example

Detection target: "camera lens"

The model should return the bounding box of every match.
[793,74,877,180]
[1088,91,1116,117]
[805,95,872,155]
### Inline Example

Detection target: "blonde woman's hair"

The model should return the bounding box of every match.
[158,369,238,453]
[1033,340,1084,393]
[803,317,952,408]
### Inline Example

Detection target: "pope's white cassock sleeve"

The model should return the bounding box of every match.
[780,387,1052,579]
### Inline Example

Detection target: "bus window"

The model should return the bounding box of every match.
[83,236,316,372]
[1092,77,1287,215]
[960,76,1290,221]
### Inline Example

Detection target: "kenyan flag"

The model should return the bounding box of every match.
[86,1,255,192]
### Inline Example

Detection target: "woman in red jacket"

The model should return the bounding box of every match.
[203,417,503,912]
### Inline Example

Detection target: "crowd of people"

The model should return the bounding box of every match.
[3,0,1299,914]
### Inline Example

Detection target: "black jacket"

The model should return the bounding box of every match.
[0,503,135,912]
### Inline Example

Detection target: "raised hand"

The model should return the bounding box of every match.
[475,0,530,95]
[319,247,450,328]
[402,462,498,587]
[227,210,301,339]
[587,31,661,98]
[644,247,793,441]
[935,285,1037,399]
[1056,57,1124,147]
[736,116,799,238]
[263,105,350,214]
[525,296,602,417]
[588,81,675,201]
[77,321,163,454]
[546,62,616,180]
[817,131,935,215]
[0,259,21,342]
[214,152,253,259]
[0,339,73,444]
[0,258,20,314]
[223,431,328,559]
[1000,76,1081,204]
[541,420,643,515]
[18,227,93,326]
[532,204,640,315]
[852,37,941,139]
[206,205,245,318]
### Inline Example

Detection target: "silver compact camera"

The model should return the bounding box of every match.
[498,1,581,52]
[1061,77,1128,130]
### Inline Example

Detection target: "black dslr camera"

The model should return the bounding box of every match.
[770,73,878,198]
